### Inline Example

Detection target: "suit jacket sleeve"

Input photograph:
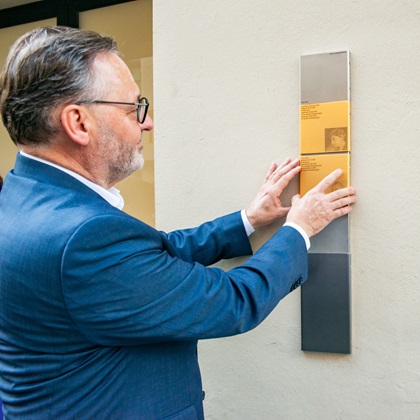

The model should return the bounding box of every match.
[160,211,253,265]
[61,211,307,346]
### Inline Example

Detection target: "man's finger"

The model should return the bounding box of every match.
[332,202,354,218]
[272,158,300,182]
[278,157,292,170]
[264,162,278,183]
[273,165,301,193]
[330,191,357,210]
[312,169,343,193]
[329,186,356,203]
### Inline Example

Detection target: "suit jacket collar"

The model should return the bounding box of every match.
[13,152,124,209]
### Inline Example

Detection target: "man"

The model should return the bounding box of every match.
[0,27,356,419]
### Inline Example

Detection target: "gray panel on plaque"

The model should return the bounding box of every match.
[309,215,349,254]
[301,253,351,354]
[300,50,350,104]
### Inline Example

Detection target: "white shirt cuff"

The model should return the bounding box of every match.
[241,209,255,237]
[240,210,310,251]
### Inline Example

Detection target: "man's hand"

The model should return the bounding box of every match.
[246,158,301,229]
[286,169,356,238]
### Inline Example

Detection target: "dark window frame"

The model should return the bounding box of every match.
[0,0,136,29]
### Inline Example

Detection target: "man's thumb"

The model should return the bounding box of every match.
[291,194,300,205]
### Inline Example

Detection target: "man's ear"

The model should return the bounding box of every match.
[60,104,91,146]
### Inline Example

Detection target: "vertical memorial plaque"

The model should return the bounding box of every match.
[300,51,352,354]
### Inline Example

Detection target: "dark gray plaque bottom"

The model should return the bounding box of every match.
[301,253,351,354]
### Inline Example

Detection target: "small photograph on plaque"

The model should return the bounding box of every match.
[325,127,348,152]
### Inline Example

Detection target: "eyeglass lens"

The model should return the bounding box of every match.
[137,98,149,124]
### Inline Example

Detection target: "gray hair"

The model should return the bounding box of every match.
[0,26,118,146]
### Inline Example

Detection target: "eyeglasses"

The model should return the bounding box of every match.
[76,97,149,124]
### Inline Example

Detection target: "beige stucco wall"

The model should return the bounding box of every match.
[153,0,420,418]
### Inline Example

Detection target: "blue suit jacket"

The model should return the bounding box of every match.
[0,154,307,419]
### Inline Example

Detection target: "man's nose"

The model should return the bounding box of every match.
[140,114,154,131]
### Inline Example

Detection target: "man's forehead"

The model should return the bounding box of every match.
[93,52,139,98]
